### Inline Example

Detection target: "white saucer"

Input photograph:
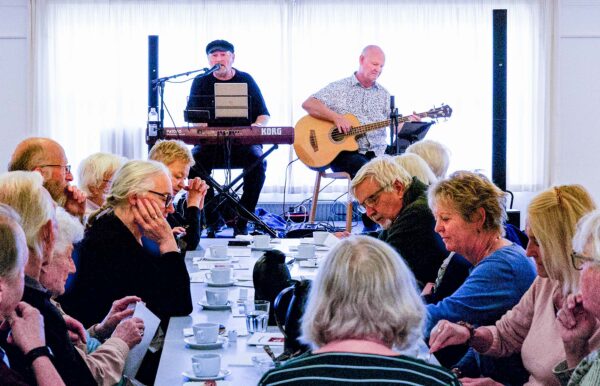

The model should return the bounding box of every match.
[289,245,329,252]
[184,336,228,350]
[182,369,231,381]
[251,246,274,252]
[207,280,236,287]
[198,301,232,310]
[299,260,319,268]
[292,254,317,261]
[204,255,231,261]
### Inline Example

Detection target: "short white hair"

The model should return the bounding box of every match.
[573,209,600,264]
[406,140,451,179]
[301,236,425,349]
[78,152,126,195]
[351,155,412,197]
[0,204,27,278]
[53,206,84,255]
[394,153,437,185]
[0,171,55,262]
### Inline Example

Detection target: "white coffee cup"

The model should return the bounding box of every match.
[298,244,316,259]
[192,322,220,344]
[312,231,329,245]
[191,353,221,377]
[253,235,270,249]
[205,267,232,284]
[206,288,229,305]
[209,245,228,259]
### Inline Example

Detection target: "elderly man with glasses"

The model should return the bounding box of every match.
[351,155,449,288]
[9,137,87,218]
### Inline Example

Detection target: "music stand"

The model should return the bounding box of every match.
[386,121,435,155]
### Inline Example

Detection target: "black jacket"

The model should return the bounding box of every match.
[61,212,192,328]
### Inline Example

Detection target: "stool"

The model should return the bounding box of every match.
[308,171,353,232]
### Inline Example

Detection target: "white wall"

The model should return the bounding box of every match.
[0,0,29,168]
[553,0,600,203]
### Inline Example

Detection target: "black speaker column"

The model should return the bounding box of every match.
[492,9,507,191]
[148,35,159,112]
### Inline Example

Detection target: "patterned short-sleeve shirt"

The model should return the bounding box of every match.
[312,73,391,156]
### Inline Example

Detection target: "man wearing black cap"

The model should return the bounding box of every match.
[186,39,270,236]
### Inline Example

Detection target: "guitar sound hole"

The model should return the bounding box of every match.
[330,128,345,143]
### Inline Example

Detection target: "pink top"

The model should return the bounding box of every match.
[481,277,600,385]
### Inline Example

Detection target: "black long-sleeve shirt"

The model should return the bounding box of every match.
[61,212,192,328]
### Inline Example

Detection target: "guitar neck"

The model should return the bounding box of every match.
[347,112,429,137]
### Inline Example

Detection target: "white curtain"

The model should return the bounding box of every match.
[31,0,551,193]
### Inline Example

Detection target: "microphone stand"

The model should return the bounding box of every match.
[151,67,215,133]
[389,95,401,154]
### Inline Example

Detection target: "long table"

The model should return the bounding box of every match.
[154,238,437,385]
[154,238,320,385]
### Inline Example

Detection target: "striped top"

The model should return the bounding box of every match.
[258,352,460,386]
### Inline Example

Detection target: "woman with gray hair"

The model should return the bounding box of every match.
[78,152,126,218]
[61,160,192,329]
[554,209,600,385]
[259,236,459,385]
[394,152,437,185]
[405,139,451,179]
[0,172,96,385]
[41,207,144,386]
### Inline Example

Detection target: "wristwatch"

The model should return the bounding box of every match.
[24,346,54,366]
[457,321,476,345]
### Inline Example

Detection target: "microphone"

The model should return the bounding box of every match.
[204,63,221,76]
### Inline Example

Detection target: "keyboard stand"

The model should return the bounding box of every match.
[193,143,280,237]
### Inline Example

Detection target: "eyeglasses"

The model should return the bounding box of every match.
[39,164,71,174]
[357,184,390,213]
[148,190,175,209]
[571,251,598,270]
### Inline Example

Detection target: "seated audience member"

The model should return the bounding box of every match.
[8,137,87,218]
[148,140,208,251]
[393,153,437,185]
[259,236,460,386]
[350,155,449,287]
[0,204,66,386]
[554,209,600,385]
[392,152,471,303]
[41,207,144,386]
[430,184,599,385]
[0,171,96,385]
[405,139,451,179]
[78,152,126,219]
[61,160,192,328]
[425,171,536,375]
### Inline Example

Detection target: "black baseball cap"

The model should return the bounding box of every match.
[206,39,234,55]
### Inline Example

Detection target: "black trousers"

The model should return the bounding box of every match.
[190,144,266,227]
[329,150,377,229]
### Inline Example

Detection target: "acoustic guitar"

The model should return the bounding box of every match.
[293,104,452,170]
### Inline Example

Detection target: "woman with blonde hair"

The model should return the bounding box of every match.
[430,184,600,385]
[62,160,192,329]
[149,139,207,251]
[259,236,459,385]
[424,171,536,378]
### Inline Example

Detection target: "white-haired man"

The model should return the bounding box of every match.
[351,155,449,287]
